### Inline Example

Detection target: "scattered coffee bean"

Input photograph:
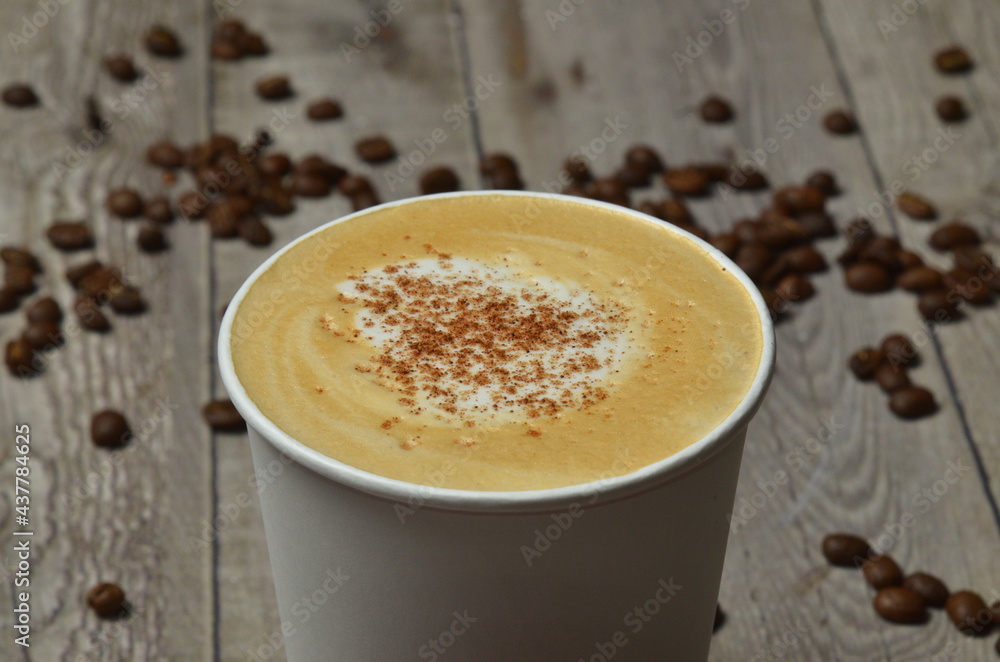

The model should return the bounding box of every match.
[563,156,592,182]
[897,266,945,293]
[734,244,771,282]
[625,145,664,174]
[946,591,990,635]
[0,288,19,313]
[137,225,169,254]
[291,171,331,198]
[782,245,827,274]
[897,250,924,271]
[934,46,973,74]
[91,410,131,448]
[709,233,740,259]
[146,140,185,169]
[86,582,126,619]
[616,162,652,189]
[947,267,993,305]
[592,177,628,203]
[145,25,183,58]
[699,95,733,123]
[307,98,343,121]
[255,75,293,100]
[917,289,960,322]
[351,190,380,211]
[109,286,146,315]
[65,261,101,289]
[774,186,826,216]
[862,555,904,590]
[296,155,347,186]
[106,188,145,218]
[713,604,725,632]
[4,266,37,296]
[143,197,175,225]
[822,533,871,567]
[259,153,293,178]
[805,170,838,197]
[874,363,910,394]
[238,216,273,247]
[660,198,692,225]
[25,296,62,325]
[355,136,397,164]
[338,174,374,198]
[895,192,936,220]
[873,587,928,625]
[929,221,980,252]
[102,54,139,83]
[480,154,523,189]
[177,190,206,220]
[1,247,41,272]
[902,572,949,609]
[775,273,815,302]
[203,399,246,432]
[889,386,937,419]
[935,96,968,123]
[823,110,857,135]
[2,83,39,108]
[663,166,711,197]
[74,295,111,332]
[419,166,460,195]
[953,246,995,275]
[23,322,63,351]
[849,348,883,381]
[798,212,837,239]
[845,261,893,293]
[5,338,38,377]
[78,266,125,300]
[881,334,918,368]
[46,221,94,252]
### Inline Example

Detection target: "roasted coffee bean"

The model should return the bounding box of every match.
[1,247,41,272]
[897,266,945,293]
[91,409,132,448]
[935,96,968,123]
[592,177,628,202]
[146,140,185,169]
[2,83,39,108]
[0,288,19,313]
[773,186,825,216]
[5,338,38,376]
[896,192,936,220]
[4,266,37,296]
[291,171,331,198]
[65,261,102,289]
[25,296,62,325]
[881,334,918,368]
[756,214,808,248]
[137,225,168,254]
[699,95,733,123]
[306,98,343,121]
[207,209,239,239]
[897,250,924,271]
[177,190,207,220]
[805,170,838,197]
[238,216,272,247]
[843,218,876,246]
[106,188,144,218]
[774,272,814,302]
[255,75,293,100]
[663,167,711,197]
[929,221,980,251]
[821,533,871,567]
[823,110,857,135]
[660,198,692,225]
[947,267,993,305]
[782,245,827,273]
[889,386,938,419]
[563,156,592,183]
[23,322,63,351]
[109,286,146,315]
[873,587,928,624]
[858,237,903,273]
[845,261,893,293]
[624,145,664,173]
[74,295,110,332]
[480,153,519,175]
[636,201,661,219]
[918,289,960,322]
[203,398,246,432]
[214,17,247,40]
[259,153,293,178]
[79,266,124,300]
[726,169,769,191]
[355,136,396,164]
[143,197,175,225]
[351,190,380,211]
[145,25,183,57]
[849,348,884,381]
[419,166,460,195]
[952,246,995,274]
[902,572,949,609]
[758,288,781,318]
[86,582,126,619]
[211,37,244,60]
[240,32,269,56]
[934,46,973,74]
[697,163,728,182]
[616,162,652,188]
[709,233,740,259]
[103,54,139,82]
[296,155,347,185]
[734,244,771,282]
[338,174,374,197]
[798,212,837,239]
[862,555,904,590]
[946,591,991,635]
[258,183,295,215]
[874,363,910,394]
[45,221,94,252]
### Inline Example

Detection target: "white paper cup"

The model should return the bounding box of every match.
[219,192,775,662]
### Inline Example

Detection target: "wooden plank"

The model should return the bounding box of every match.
[207,2,477,659]
[0,0,213,660]
[459,1,1000,660]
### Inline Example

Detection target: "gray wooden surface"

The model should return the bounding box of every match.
[0,1,998,660]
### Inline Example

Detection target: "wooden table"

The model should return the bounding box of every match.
[1,1,999,660]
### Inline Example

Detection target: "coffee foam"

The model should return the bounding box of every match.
[336,255,633,423]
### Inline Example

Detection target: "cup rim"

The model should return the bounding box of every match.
[218,191,776,513]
